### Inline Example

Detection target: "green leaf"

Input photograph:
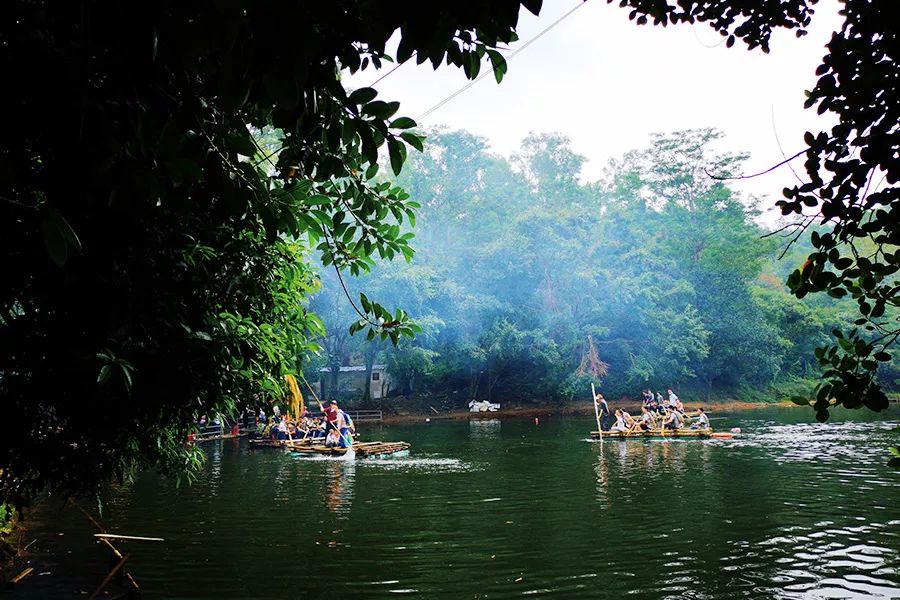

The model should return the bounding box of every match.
[305,194,331,206]
[390,117,417,129]
[227,132,258,157]
[388,137,405,176]
[348,87,377,105]
[362,100,400,120]
[400,131,425,152]
[788,396,810,406]
[486,49,508,83]
[42,218,67,267]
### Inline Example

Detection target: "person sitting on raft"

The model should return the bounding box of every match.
[629,406,654,432]
[662,408,684,430]
[309,417,327,439]
[690,407,710,429]
[621,409,637,431]
[324,427,341,448]
[610,409,628,432]
[271,415,288,440]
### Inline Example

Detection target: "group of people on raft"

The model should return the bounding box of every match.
[258,399,356,448]
[596,388,710,433]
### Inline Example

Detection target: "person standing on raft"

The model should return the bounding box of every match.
[320,399,340,433]
[596,393,612,431]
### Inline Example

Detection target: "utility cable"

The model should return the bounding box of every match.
[417,0,587,122]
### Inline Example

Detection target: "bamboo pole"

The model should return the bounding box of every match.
[94,534,164,542]
[88,553,130,600]
[73,502,140,593]
[10,567,34,584]
[591,383,602,446]
[299,375,355,451]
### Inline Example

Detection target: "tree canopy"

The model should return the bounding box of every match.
[310,129,893,409]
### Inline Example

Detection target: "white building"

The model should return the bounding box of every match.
[317,364,389,400]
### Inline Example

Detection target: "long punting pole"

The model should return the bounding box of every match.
[591,383,602,445]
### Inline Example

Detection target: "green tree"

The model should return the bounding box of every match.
[0,0,537,506]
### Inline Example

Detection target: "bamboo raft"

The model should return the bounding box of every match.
[248,437,315,449]
[591,427,714,439]
[196,432,247,442]
[287,440,411,458]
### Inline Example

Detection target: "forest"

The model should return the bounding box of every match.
[309,128,898,408]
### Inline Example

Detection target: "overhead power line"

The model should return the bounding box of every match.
[417,0,587,122]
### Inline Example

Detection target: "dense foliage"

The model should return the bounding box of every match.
[616,0,900,421]
[311,129,897,406]
[0,0,537,506]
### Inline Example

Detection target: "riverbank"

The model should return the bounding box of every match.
[380,399,795,424]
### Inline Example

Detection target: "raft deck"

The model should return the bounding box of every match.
[249,437,318,449]
[591,428,713,439]
[287,440,411,458]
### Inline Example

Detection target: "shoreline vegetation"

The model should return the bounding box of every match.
[380,399,798,425]
[375,391,900,424]
[0,506,24,582]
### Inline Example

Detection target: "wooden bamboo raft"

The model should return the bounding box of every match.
[286,441,411,457]
[591,428,713,439]
[248,436,322,449]
[196,432,247,442]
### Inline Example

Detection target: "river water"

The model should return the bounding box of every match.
[16,408,900,599]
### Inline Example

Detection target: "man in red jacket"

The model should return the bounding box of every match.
[322,400,339,433]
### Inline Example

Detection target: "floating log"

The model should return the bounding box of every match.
[590,428,713,439]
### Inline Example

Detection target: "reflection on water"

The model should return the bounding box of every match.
[16,408,900,599]
[324,460,355,516]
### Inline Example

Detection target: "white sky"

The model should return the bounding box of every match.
[344,0,842,223]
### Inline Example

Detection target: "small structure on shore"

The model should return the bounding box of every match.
[316,364,390,400]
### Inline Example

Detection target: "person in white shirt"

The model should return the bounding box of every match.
[630,406,654,432]
[610,409,628,432]
[663,408,683,430]
[667,388,679,409]
[691,407,710,429]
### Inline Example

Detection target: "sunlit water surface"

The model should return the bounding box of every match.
[17,408,900,599]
